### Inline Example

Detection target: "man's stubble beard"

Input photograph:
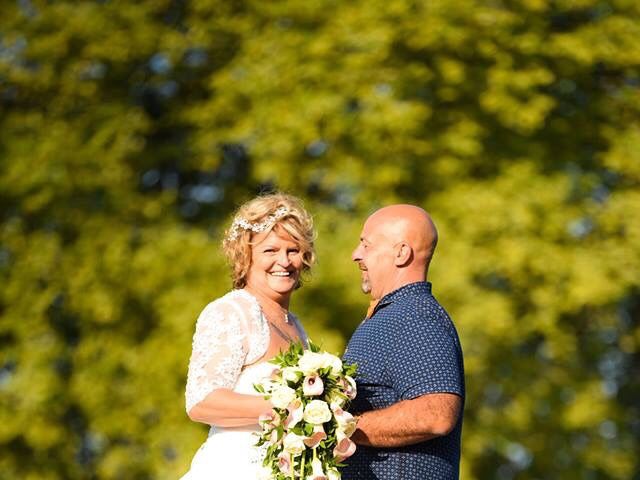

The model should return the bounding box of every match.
[358,263,371,294]
[361,278,371,294]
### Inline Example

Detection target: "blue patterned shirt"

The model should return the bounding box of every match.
[342,282,465,480]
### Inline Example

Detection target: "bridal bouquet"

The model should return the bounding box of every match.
[254,341,358,480]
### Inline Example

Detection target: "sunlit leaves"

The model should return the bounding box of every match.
[1,0,639,478]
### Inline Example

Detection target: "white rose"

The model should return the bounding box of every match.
[282,366,303,383]
[298,351,326,374]
[307,457,326,479]
[322,353,343,375]
[303,400,332,425]
[271,385,297,409]
[283,432,306,456]
[327,468,341,480]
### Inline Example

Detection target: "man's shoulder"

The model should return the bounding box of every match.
[382,289,448,320]
[374,292,461,347]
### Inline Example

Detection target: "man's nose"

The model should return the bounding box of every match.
[351,246,362,262]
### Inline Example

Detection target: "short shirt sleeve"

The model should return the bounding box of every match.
[386,302,464,401]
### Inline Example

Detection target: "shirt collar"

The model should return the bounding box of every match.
[372,281,432,315]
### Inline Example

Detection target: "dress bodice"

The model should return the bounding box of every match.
[184,289,306,413]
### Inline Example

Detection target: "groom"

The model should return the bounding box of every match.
[342,205,465,480]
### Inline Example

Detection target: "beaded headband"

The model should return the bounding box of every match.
[227,206,290,241]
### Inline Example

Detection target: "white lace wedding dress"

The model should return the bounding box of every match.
[180,289,305,479]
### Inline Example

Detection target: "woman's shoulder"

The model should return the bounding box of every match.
[201,289,253,309]
[198,289,262,322]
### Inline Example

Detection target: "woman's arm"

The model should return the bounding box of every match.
[185,299,258,422]
[188,388,272,427]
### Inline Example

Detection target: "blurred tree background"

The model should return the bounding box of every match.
[1,0,639,478]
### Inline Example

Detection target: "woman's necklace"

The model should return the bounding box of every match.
[265,315,297,343]
[261,306,300,344]
[248,290,299,343]
[257,297,290,324]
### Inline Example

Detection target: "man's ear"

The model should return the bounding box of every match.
[394,242,413,267]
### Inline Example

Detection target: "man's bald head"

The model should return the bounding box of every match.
[352,204,439,300]
[366,205,438,267]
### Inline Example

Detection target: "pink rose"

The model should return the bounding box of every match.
[303,424,327,449]
[285,399,304,429]
[303,373,325,396]
[340,376,357,400]
[278,451,292,475]
[333,435,356,462]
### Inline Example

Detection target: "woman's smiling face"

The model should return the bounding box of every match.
[245,226,304,300]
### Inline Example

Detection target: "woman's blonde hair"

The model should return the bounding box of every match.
[222,193,316,289]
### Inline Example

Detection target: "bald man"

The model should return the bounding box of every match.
[342,205,465,480]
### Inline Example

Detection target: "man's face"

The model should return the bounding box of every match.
[351,216,395,300]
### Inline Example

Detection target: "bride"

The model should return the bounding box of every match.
[181,193,316,479]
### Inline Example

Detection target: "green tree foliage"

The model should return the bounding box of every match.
[1,0,639,478]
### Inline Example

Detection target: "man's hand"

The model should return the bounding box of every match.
[351,393,462,448]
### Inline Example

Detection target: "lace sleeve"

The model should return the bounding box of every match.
[185,299,248,413]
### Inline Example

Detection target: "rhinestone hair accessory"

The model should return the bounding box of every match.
[227,206,290,241]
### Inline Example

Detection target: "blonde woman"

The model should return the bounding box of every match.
[181,193,315,479]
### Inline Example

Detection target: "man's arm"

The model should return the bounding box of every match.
[351,392,462,448]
